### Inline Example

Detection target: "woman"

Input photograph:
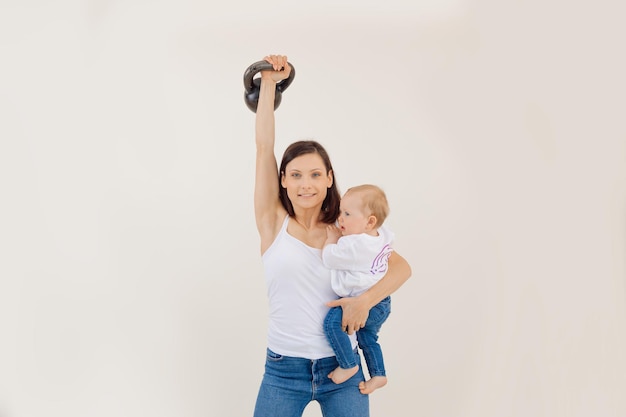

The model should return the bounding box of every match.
[253,54,411,417]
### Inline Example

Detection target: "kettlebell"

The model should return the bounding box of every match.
[243,60,295,112]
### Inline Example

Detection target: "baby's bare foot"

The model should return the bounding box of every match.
[359,376,387,394]
[328,365,359,384]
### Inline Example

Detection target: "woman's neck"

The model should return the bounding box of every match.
[292,208,323,230]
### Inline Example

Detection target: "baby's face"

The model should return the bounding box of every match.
[337,192,370,236]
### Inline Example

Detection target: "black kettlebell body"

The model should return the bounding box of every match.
[243,61,295,112]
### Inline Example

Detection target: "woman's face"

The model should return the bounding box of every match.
[281,153,333,211]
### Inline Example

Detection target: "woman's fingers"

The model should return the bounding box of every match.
[261,54,291,82]
[278,55,288,71]
[328,297,368,335]
[264,54,288,71]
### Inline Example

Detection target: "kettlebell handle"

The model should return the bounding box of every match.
[243,60,296,112]
[243,60,295,94]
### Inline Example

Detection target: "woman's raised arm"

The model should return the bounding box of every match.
[254,55,292,252]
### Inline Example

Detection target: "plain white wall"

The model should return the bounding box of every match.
[1,1,625,416]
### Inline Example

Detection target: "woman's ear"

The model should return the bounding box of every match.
[280,171,286,188]
[327,169,333,188]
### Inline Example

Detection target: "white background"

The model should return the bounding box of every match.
[1,1,625,416]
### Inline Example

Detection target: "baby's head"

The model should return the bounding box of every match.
[337,184,389,236]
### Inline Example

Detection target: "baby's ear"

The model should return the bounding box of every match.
[366,215,378,230]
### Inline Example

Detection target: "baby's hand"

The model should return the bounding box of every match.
[325,224,342,244]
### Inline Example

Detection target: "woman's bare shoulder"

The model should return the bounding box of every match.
[258,206,288,255]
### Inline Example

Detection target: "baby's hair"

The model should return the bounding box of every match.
[345,184,389,227]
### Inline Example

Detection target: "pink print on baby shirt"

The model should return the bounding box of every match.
[370,244,393,275]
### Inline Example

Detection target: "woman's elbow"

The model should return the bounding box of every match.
[391,252,412,280]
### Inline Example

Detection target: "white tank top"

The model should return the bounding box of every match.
[262,216,357,359]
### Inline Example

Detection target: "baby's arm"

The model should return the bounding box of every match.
[324,224,342,247]
[322,227,359,270]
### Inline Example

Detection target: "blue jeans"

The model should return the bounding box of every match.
[323,296,391,377]
[253,348,369,417]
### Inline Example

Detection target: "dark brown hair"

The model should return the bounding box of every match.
[279,140,341,224]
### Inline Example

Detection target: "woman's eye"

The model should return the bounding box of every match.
[312,172,321,177]
[291,173,301,178]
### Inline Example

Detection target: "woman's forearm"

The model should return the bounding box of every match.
[360,252,411,309]
[255,79,277,151]
[328,252,411,334]
[255,56,290,152]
